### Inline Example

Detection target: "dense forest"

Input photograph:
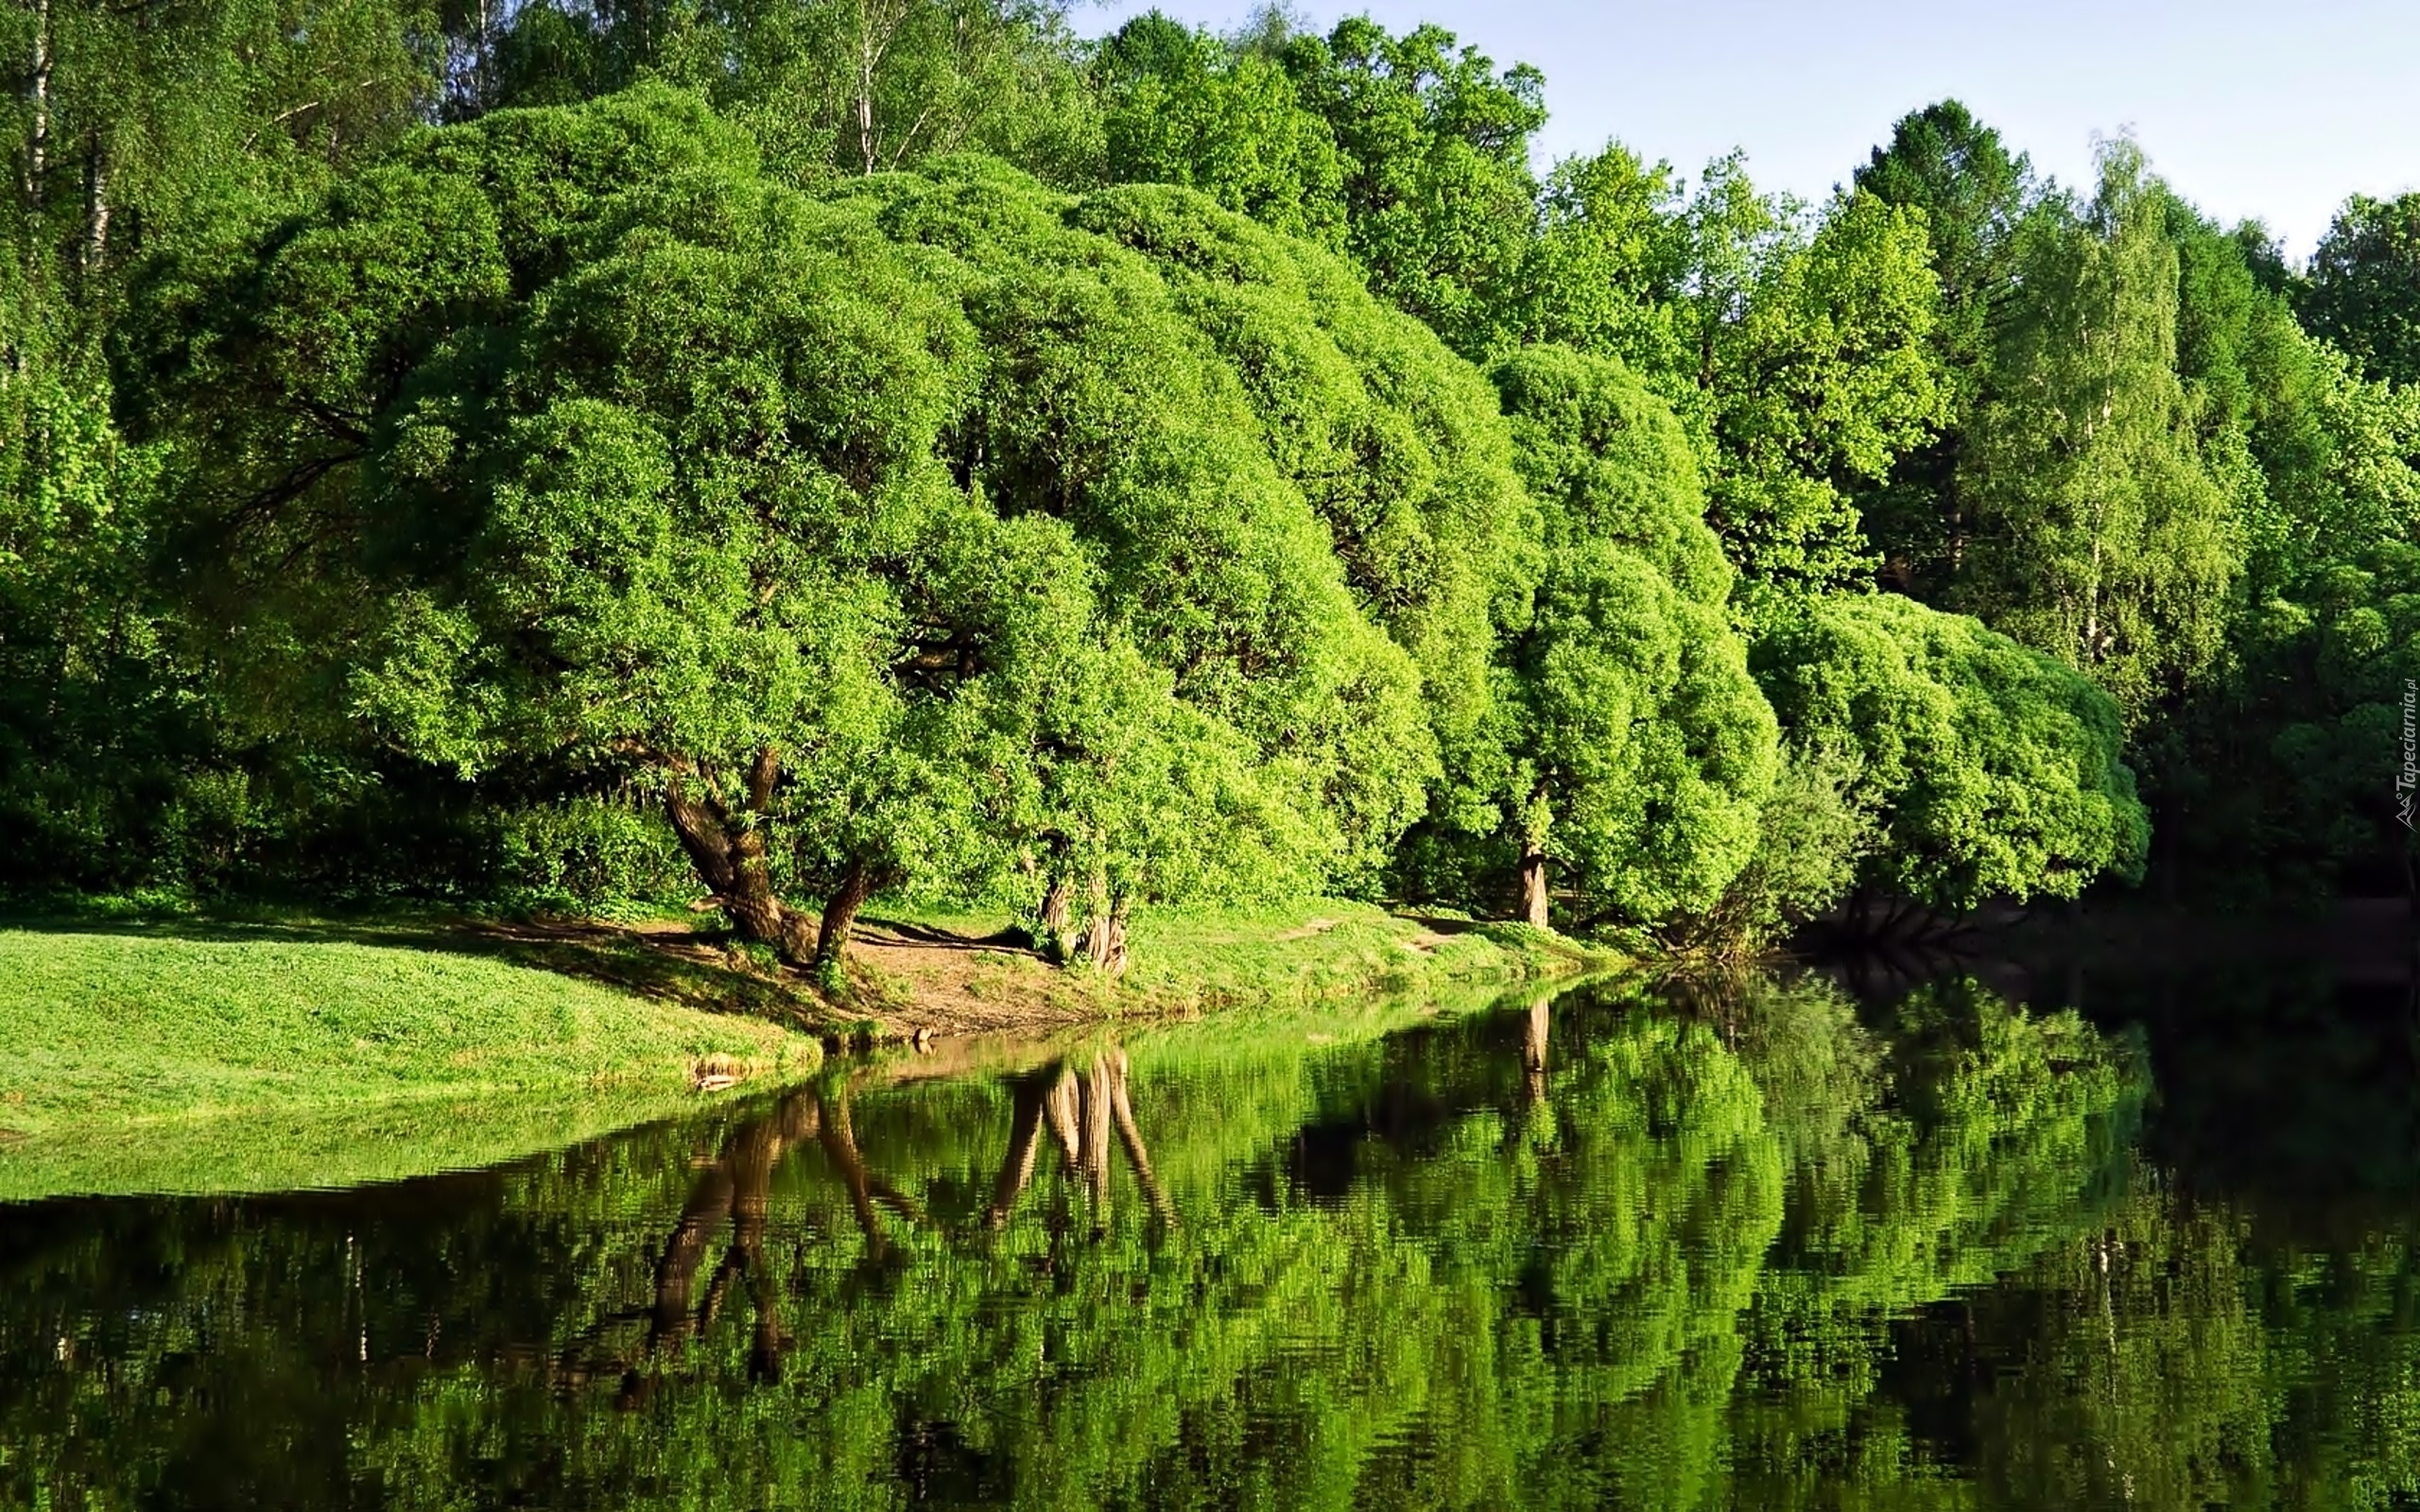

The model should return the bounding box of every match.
[7,0,2417,974]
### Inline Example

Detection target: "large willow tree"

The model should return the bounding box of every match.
[127,85,1535,972]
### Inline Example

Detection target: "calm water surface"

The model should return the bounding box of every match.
[6,950,2419,1509]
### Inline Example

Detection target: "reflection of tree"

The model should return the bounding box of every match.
[989,1048,1171,1230]
[626,1091,820,1392]
[1,978,2208,1512]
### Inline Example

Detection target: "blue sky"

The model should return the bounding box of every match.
[1075,0,2419,261]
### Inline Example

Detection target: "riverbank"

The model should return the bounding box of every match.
[0,921,821,1159]
[0,900,1609,1181]
[325,897,1609,1037]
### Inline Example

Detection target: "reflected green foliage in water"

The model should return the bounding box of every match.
[11,968,2420,1508]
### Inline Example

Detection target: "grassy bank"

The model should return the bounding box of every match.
[0,899,1607,1198]
[836,898,1616,1031]
[0,922,820,1154]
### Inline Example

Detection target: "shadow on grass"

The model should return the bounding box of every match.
[857,916,1036,954]
[0,906,839,1030]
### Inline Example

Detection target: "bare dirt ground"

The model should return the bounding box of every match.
[463,914,1105,1040]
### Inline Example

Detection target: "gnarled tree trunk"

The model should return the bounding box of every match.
[662,747,816,968]
[1517,798,1551,928]
[1038,873,1071,944]
[815,854,894,977]
[1077,878,1129,977]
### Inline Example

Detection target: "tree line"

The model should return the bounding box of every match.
[7,0,2417,971]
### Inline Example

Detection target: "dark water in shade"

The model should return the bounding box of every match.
[7,950,2420,1510]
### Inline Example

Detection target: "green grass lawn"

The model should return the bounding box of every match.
[0,898,1605,1199]
[0,921,819,1156]
[854,896,1616,1022]
[1116,900,1605,1008]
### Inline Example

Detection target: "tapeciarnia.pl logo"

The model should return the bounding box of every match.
[2400,679,2417,831]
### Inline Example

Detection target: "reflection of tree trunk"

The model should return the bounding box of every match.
[1523,995,1550,1104]
[821,1085,888,1252]
[645,1091,819,1362]
[1104,1049,1172,1226]
[985,1074,1051,1227]
[664,749,816,968]
[1043,1065,1080,1165]
[648,1161,735,1350]
[728,1105,793,1381]
[1078,1054,1114,1211]
[986,1048,1176,1232]
[817,1082,925,1251]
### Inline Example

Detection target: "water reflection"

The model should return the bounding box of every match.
[4,958,2419,1508]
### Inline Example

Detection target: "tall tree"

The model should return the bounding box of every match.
[1957,139,2241,723]
[1274,16,1545,359]
[130,88,1540,972]
[1851,99,2031,598]
[1093,12,1344,246]
[1477,344,1777,931]
[1682,169,1949,606]
[2301,191,2420,387]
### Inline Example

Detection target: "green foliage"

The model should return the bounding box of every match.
[1753,592,2150,909]
[1691,180,1950,603]
[1956,141,2242,723]
[1270,16,1547,360]
[31,4,2420,928]
[1474,344,1777,927]
[1851,99,2031,600]
[0,972,2155,1506]
[1505,142,1693,376]
[1685,736,1880,952]
[492,798,698,909]
[136,87,1549,955]
[2302,191,2420,387]
[1095,13,1345,245]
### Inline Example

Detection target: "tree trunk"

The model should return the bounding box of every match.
[25,0,49,210]
[80,134,106,275]
[1078,880,1129,977]
[814,855,885,976]
[662,750,814,968]
[1039,873,1071,942]
[1519,846,1549,929]
[853,0,908,175]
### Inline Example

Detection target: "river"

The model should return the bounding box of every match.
[4,943,2416,1508]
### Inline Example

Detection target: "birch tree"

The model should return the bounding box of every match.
[1957,139,2241,723]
